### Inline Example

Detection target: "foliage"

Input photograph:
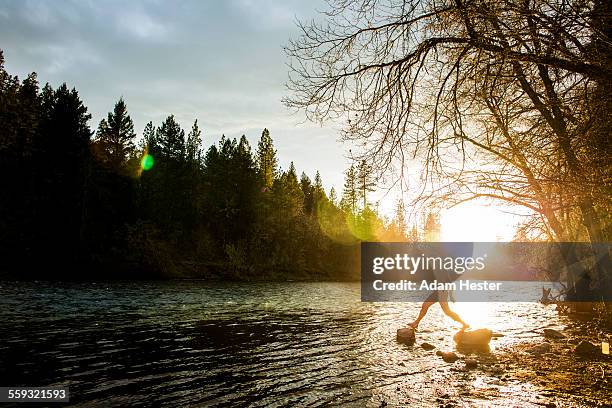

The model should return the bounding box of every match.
[0,50,418,280]
[93,97,136,174]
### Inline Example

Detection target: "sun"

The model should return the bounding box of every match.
[440,203,518,242]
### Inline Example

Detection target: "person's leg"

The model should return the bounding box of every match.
[439,301,470,329]
[408,301,434,329]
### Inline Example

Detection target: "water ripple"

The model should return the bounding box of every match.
[0,281,565,407]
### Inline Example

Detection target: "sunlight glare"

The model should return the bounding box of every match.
[440,204,518,242]
[453,302,495,329]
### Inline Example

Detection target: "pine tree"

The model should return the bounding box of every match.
[300,172,314,214]
[38,83,92,264]
[142,115,187,231]
[142,121,156,149]
[313,171,326,203]
[186,119,202,163]
[0,57,42,266]
[256,128,277,189]
[95,97,136,172]
[329,187,338,205]
[356,159,376,209]
[156,115,185,159]
[236,134,252,161]
[276,162,304,218]
[202,135,258,245]
[300,172,312,191]
[341,164,357,214]
[232,135,258,240]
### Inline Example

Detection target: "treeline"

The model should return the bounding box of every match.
[0,51,424,280]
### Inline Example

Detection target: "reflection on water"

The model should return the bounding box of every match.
[0,281,564,407]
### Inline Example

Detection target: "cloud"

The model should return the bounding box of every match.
[230,0,297,30]
[24,41,102,75]
[115,9,168,40]
[21,0,58,26]
[0,0,345,192]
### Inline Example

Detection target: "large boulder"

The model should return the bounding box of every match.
[397,327,416,345]
[453,329,493,347]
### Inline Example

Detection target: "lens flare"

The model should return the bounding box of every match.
[141,154,154,171]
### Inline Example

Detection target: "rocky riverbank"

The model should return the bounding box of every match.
[401,323,612,407]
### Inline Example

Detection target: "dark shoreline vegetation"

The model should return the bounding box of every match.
[0,50,428,281]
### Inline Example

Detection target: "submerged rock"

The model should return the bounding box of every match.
[440,351,459,363]
[574,340,598,356]
[464,358,478,369]
[543,328,565,339]
[421,342,436,351]
[396,327,416,345]
[527,342,552,355]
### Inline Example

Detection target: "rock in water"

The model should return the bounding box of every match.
[397,327,416,345]
[527,342,552,355]
[464,358,478,369]
[421,342,436,351]
[453,329,492,347]
[440,351,459,363]
[574,340,598,356]
[543,328,565,339]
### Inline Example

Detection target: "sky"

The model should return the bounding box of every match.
[0,0,347,190]
[0,0,522,240]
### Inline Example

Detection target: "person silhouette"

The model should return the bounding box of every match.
[407,267,469,330]
[407,290,470,330]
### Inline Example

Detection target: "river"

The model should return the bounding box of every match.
[0,281,566,407]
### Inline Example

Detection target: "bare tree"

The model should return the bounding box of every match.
[285,0,611,295]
